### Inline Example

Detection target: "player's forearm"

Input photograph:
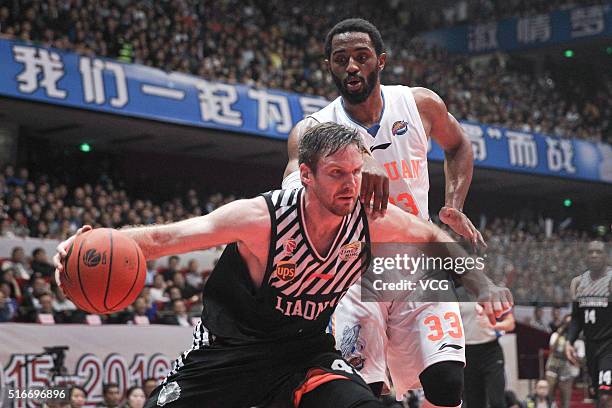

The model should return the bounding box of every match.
[443,137,473,211]
[120,219,211,260]
[567,302,583,343]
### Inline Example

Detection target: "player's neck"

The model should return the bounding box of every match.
[302,192,344,248]
[342,84,383,128]
[590,266,606,280]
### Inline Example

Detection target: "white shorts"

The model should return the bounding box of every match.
[332,284,466,399]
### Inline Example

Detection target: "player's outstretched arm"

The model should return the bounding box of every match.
[413,87,484,248]
[54,197,270,271]
[283,117,319,187]
[368,205,512,324]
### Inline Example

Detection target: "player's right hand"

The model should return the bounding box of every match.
[53,225,92,287]
[477,284,513,326]
[565,343,579,366]
[360,154,389,217]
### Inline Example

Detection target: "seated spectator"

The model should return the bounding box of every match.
[2,246,32,280]
[171,272,198,301]
[121,386,145,408]
[52,285,83,323]
[0,269,22,301]
[145,260,156,286]
[142,378,158,399]
[98,383,121,408]
[160,256,180,283]
[523,379,557,408]
[529,306,550,333]
[0,289,17,322]
[36,292,62,323]
[160,299,191,327]
[548,307,563,333]
[184,259,204,290]
[125,296,151,325]
[149,274,168,303]
[69,385,87,408]
[31,247,55,278]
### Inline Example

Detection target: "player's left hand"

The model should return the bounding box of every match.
[477,284,513,326]
[439,206,486,249]
[360,155,389,217]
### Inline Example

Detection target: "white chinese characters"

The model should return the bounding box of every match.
[13,45,67,98]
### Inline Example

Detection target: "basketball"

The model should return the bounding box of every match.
[61,228,146,314]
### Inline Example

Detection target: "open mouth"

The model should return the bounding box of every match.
[345,77,363,92]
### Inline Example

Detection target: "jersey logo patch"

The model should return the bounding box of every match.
[339,242,362,262]
[392,120,409,135]
[283,238,297,256]
[275,261,296,281]
[157,381,181,406]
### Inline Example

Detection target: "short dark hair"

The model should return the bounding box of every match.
[70,385,88,398]
[102,383,119,394]
[325,18,385,59]
[32,247,45,257]
[299,123,366,172]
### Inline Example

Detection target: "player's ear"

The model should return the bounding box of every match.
[300,163,314,187]
[378,53,386,72]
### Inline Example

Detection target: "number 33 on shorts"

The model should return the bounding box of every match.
[424,312,463,341]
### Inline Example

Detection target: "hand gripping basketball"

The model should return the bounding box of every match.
[54,226,146,314]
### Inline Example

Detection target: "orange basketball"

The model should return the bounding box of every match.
[61,228,146,314]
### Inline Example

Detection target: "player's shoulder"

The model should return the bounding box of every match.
[410,87,444,107]
[569,274,584,297]
[307,95,341,122]
[261,188,302,210]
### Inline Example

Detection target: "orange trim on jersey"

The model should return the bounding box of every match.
[293,368,349,407]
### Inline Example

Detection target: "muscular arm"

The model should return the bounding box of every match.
[567,276,583,343]
[368,205,510,315]
[119,197,270,260]
[414,87,473,211]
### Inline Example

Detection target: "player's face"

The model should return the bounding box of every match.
[305,145,363,216]
[327,32,384,104]
[586,241,607,272]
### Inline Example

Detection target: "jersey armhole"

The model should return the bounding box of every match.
[259,192,279,293]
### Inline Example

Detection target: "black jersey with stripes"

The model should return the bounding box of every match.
[200,188,371,344]
[574,268,612,344]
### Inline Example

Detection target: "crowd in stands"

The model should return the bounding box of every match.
[0,0,609,143]
[1,163,608,324]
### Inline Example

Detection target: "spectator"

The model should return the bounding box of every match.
[144,260,156,286]
[171,272,198,301]
[149,274,168,303]
[69,386,87,408]
[0,289,16,322]
[31,247,55,278]
[97,383,121,408]
[2,246,31,280]
[125,297,150,325]
[523,379,557,408]
[0,269,22,301]
[545,315,578,408]
[160,299,191,327]
[161,256,180,283]
[121,386,145,408]
[184,259,204,290]
[52,286,82,323]
[548,307,563,333]
[36,292,61,323]
[142,378,158,399]
[529,306,551,333]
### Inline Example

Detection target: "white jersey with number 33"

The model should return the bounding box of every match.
[309,85,430,219]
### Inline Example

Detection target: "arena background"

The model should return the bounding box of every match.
[0,0,611,407]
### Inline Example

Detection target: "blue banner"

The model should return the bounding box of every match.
[418,3,612,54]
[0,39,610,184]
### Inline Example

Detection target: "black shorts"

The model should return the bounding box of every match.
[144,334,378,408]
[586,340,612,397]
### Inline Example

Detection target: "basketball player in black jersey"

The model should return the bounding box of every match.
[566,241,612,407]
[54,123,510,408]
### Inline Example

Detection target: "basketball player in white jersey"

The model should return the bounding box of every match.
[283,19,490,408]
